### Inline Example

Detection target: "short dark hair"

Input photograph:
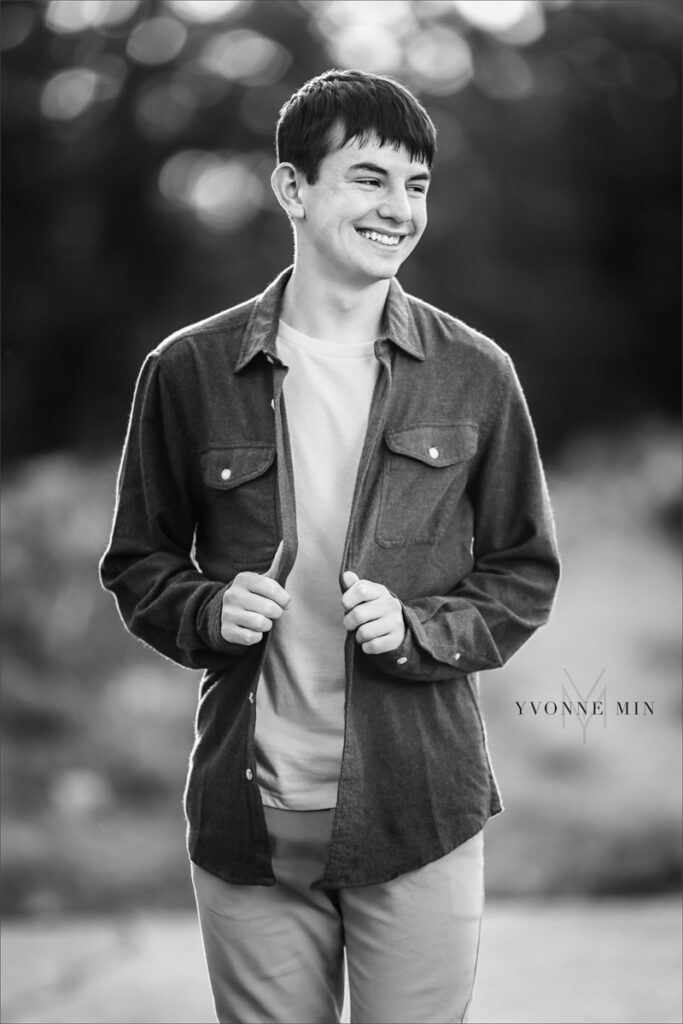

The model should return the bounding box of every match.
[275,69,437,183]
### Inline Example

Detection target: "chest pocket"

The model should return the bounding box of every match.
[199,444,277,567]
[376,423,478,547]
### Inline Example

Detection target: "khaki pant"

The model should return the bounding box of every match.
[192,807,484,1024]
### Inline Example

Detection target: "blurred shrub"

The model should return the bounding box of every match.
[1,426,680,914]
[1,455,196,913]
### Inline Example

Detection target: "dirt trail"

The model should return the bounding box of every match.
[2,897,681,1024]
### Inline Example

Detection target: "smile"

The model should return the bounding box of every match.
[356,229,404,248]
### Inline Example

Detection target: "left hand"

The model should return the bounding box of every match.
[341,572,406,655]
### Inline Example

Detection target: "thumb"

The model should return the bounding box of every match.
[264,541,284,580]
[343,570,360,590]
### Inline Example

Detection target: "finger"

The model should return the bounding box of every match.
[242,572,292,609]
[343,600,383,630]
[264,541,284,580]
[361,634,403,655]
[224,626,264,646]
[239,591,286,620]
[228,609,274,633]
[341,578,384,611]
[355,618,394,643]
[343,570,360,589]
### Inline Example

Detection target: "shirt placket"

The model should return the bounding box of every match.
[321,339,394,881]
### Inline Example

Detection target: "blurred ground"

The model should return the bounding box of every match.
[2,897,681,1024]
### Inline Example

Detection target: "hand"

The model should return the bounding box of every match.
[341,571,405,655]
[221,542,291,645]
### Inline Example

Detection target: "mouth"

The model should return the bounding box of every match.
[355,228,407,249]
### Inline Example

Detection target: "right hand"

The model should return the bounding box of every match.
[220,543,291,645]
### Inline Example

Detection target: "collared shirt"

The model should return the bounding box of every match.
[100,266,561,889]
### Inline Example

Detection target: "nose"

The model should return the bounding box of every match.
[377,185,412,224]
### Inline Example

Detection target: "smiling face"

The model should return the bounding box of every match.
[293,130,430,289]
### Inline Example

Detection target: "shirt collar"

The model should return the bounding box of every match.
[234,266,425,373]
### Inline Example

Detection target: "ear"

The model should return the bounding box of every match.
[271,162,306,220]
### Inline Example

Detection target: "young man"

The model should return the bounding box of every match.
[101,69,560,1024]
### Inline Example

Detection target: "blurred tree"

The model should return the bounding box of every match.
[1,0,680,464]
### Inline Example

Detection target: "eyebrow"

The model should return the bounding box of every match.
[347,161,431,182]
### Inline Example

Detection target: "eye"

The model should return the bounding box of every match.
[357,178,381,187]
[408,183,428,195]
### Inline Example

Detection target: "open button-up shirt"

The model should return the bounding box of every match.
[100,267,560,889]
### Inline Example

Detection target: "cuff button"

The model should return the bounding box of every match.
[396,656,408,665]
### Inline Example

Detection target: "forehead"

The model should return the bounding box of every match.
[322,127,430,176]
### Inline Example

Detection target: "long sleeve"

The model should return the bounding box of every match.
[374,354,560,681]
[99,351,244,671]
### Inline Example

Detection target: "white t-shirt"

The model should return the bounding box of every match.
[255,318,379,809]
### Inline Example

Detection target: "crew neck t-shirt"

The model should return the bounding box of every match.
[254,318,379,809]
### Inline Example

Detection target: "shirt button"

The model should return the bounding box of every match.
[270,399,274,410]
[248,691,254,704]
[428,446,439,459]
[396,656,408,665]
[245,768,253,781]
[220,468,231,481]
[454,652,461,661]
[266,355,274,364]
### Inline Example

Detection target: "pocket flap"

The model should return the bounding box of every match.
[384,423,478,467]
[200,445,275,490]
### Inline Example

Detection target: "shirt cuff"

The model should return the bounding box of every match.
[371,620,422,676]
[370,604,467,680]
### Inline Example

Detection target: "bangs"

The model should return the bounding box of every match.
[276,70,436,182]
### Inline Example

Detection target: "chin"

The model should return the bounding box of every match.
[362,257,403,280]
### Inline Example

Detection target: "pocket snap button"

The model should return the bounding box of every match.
[220,468,232,481]
[428,446,439,459]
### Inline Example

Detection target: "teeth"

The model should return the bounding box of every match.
[358,230,401,247]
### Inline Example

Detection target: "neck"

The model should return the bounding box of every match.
[280,262,391,345]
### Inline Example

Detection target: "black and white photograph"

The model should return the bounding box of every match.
[1,1,681,1023]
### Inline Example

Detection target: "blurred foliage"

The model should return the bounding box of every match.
[1,424,680,914]
[1,0,681,464]
[1,0,681,918]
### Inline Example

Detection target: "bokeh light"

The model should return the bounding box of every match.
[200,29,291,86]
[164,0,247,24]
[159,150,266,230]
[40,67,99,120]
[454,0,540,33]
[328,24,403,75]
[44,0,140,35]
[126,16,188,66]
[407,25,473,95]
[308,0,414,73]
